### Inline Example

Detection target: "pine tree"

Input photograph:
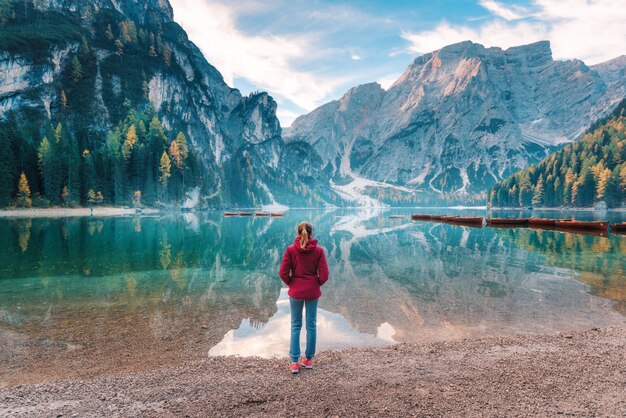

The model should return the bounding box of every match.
[115,39,124,57]
[532,175,544,205]
[61,185,69,206]
[81,149,97,203]
[163,45,171,66]
[80,36,90,56]
[105,24,114,40]
[17,172,31,207]
[71,56,83,83]
[0,128,14,206]
[0,0,14,26]
[87,189,96,206]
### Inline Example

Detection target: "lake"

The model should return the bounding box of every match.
[1,209,625,386]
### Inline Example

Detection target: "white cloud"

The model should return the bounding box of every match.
[377,73,402,90]
[401,0,626,64]
[478,0,528,20]
[351,54,362,61]
[276,109,302,128]
[169,0,340,111]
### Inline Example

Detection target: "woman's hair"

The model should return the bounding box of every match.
[297,221,313,249]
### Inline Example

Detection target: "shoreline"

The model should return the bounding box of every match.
[0,207,160,218]
[1,326,624,417]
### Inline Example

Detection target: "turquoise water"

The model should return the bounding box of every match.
[1,209,625,382]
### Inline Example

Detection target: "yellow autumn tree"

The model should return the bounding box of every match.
[60,89,67,109]
[175,132,188,161]
[168,140,182,170]
[159,151,171,188]
[87,189,96,206]
[122,124,138,160]
[133,191,141,207]
[17,172,32,207]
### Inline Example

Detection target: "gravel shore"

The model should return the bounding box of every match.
[1,327,624,417]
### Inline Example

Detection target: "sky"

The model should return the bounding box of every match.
[169,0,626,127]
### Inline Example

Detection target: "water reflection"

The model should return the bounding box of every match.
[0,209,624,384]
[209,288,394,358]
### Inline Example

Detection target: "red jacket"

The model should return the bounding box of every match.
[279,237,329,299]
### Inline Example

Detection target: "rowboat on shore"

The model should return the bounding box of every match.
[254,212,270,217]
[238,212,253,216]
[554,220,609,231]
[528,218,556,227]
[429,215,445,220]
[411,214,432,220]
[270,212,284,217]
[223,212,239,217]
[610,222,626,232]
[486,218,529,226]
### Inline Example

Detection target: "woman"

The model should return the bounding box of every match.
[279,221,329,374]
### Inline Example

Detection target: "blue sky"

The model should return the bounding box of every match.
[170,0,626,127]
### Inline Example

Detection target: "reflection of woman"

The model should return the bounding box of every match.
[279,221,329,374]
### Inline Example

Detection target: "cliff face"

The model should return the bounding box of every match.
[285,41,626,203]
[0,0,333,207]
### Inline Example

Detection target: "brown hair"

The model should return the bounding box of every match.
[297,221,313,249]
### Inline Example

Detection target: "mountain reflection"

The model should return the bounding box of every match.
[0,209,624,382]
[209,288,393,358]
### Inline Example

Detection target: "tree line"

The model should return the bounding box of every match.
[489,100,626,208]
[0,107,200,208]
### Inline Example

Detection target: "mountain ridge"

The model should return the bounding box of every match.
[285,40,625,205]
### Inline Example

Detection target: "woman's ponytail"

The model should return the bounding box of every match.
[297,221,313,249]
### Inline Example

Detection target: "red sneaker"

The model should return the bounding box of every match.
[290,362,300,374]
[300,358,313,369]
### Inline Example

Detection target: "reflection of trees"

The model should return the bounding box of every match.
[15,219,32,252]
[159,233,172,270]
[498,228,626,310]
[321,217,626,342]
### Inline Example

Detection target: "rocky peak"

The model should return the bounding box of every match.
[338,82,384,113]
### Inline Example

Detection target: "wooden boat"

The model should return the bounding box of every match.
[610,222,626,232]
[528,218,556,227]
[411,214,432,220]
[554,220,609,231]
[486,218,529,226]
[390,215,405,219]
[429,215,445,220]
[442,216,484,225]
[238,212,253,216]
[254,212,270,217]
[223,212,239,217]
[270,212,284,217]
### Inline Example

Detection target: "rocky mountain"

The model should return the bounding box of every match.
[285,41,626,205]
[0,0,337,207]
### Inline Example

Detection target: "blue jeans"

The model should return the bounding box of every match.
[289,297,318,363]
